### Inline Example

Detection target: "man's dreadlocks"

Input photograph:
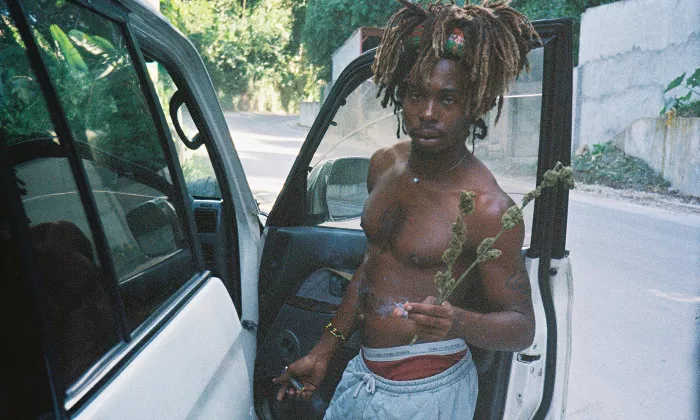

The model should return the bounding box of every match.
[372,0,538,132]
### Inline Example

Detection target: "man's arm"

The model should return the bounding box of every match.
[273,147,394,399]
[406,194,536,352]
[307,260,365,358]
[305,146,396,357]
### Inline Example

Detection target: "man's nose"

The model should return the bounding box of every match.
[420,99,437,121]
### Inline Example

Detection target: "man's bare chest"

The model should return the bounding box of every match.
[361,178,460,267]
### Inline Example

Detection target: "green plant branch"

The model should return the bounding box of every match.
[408,162,574,345]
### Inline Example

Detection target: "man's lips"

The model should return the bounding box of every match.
[412,129,442,139]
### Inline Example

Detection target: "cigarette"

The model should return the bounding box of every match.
[289,376,304,391]
[281,366,305,391]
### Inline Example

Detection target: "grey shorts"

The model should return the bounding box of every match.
[324,344,478,420]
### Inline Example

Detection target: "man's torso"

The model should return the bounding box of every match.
[357,141,506,348]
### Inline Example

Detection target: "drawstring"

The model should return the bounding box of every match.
[353,373,376,398]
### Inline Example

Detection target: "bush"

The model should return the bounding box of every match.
[573,141,670,192]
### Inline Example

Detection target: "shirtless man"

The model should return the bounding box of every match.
[274,2,538,418]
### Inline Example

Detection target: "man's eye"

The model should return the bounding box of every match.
[442,96,455,105]
[409,92,422,101]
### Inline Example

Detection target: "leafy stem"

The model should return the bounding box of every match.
[408,162,574,345]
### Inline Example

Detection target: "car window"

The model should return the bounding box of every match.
[0,2,120,388]
[308,78,405,228]
[308,48,543,247]
[20,0,195,329]
[147,59,220,199]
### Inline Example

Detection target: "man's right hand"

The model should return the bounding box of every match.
[272,352,329,401]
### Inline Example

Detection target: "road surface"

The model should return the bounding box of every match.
[225,112,700,420]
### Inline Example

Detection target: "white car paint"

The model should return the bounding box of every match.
[503,257,548,419]
[502,256,574,420]
[546,257,574,419]
[74,278,255,419]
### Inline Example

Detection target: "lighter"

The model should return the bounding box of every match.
[283,366,305,391]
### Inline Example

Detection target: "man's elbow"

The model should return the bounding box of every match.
[510,315,536,352]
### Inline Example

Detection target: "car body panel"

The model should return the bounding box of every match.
[74,277,253,420]
[3,0,260,417]
[124,0,263,400]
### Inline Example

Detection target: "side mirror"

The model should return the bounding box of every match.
[307,157,370,223]
[126,198,183,257]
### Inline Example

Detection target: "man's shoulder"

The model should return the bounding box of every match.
[462,158,514,224]
[370,141,409,169]
[367,142,409,190]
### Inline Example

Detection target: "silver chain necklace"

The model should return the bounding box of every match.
[409,150,469,183]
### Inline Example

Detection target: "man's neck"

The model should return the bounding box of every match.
[408,143,470,179]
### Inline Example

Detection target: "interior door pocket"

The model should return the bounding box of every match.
[285,268,352,311]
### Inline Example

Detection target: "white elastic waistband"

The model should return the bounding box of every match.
[362,338,468,362]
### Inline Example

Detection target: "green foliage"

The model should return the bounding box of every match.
[0,11,53,141]
[660,68,700,118]
[573,141,670,192]
[162,0,320,112]
[50,24,88,72]
[510,0,618,66]
[301,0,400,80]
[158,0,620,111]
[2,1,167,172]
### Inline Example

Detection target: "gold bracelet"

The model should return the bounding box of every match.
[325,321,347,341]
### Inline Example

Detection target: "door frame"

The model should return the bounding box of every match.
[263,18,573,419]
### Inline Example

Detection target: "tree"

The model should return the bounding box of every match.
[301,0,400,80]
[162,0,318,111]
[509,0,619,65]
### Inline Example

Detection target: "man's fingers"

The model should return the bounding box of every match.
[407,312,450,329]
[276,383,290,401]
[405,302,450,318]
[272,369,289,384]
[422,296,439,305]
[300,387,315,400]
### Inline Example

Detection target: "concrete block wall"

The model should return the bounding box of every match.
[332,29,362,82]
[572,0,700,151]
[613,117,700,196]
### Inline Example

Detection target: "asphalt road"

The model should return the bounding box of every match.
[225,112,700,420]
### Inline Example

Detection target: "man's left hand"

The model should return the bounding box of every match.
[404,297,461,342]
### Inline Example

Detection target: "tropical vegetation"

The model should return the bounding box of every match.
[161,0,619,113]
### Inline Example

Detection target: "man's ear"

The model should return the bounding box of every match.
[473,118,487,140]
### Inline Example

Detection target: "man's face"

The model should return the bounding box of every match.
[401,59,470,153]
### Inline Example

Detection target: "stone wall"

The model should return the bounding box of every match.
[613,117,700,196]
[572,0,700,151]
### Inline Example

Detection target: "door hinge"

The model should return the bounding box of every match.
[242,320,258,331]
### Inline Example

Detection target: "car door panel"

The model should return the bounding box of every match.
[258,226,367,334]
[73,276,252,420]
[539,256,573,420]
[255,226,366,419]
[502,257,547,419]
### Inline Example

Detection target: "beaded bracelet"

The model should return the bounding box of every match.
[325,322,347,341]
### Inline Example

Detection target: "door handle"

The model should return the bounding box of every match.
[517,353,542,363]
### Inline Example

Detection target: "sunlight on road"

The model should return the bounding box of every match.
[225,113,308,213]
[645,289,700,304]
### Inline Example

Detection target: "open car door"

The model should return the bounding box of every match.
[254,19,574,420]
